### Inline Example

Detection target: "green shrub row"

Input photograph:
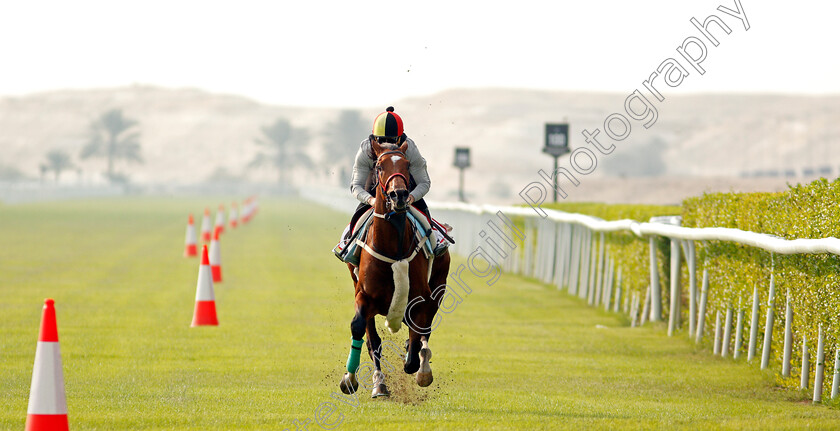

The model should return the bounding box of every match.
[683,178,840,394]
[532,182,840,396]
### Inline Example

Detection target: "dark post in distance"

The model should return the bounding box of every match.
[453,147,471,203]
[543,123,570,203]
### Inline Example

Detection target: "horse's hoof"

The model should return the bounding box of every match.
[371,383,390,398]
[416,346,433,386]
[339,373,359,395]
[416,371,433,387]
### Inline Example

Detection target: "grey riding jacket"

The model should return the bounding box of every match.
[350,136,431,204]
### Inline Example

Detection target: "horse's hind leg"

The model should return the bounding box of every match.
[404,296,434,378]
[412,252,450,386]
[365,318,390,398]
[339,293,368,394]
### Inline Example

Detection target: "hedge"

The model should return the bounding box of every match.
[683,178,840,394]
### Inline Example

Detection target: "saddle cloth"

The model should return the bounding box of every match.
[334,207,435,267]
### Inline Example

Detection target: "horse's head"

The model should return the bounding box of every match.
[372,138,411,212]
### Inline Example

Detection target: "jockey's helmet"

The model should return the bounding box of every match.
[372,107,404,144]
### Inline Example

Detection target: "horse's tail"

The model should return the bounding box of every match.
[386,259,410,333]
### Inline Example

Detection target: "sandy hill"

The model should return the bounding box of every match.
[2,86,838,204]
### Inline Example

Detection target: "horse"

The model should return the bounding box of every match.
[338,138,451,398]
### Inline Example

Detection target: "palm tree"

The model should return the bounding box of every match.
[80,109,143,182]
[250,118,312,184]
[44,149,74,182]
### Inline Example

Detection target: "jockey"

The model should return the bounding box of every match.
[335,106,451,261]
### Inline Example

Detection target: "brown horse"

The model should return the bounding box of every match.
[339,138,451,398]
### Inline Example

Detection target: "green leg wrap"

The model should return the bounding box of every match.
[346,338,365,373]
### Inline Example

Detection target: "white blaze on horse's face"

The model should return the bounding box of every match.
[390,155,402,166]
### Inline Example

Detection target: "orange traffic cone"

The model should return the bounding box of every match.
[214,205,225,235]
[192,245,219,327]
[209,227,222,283]
[229,203,238,229]
[241,198,253,224]
[184,214,198,257]
[200,208,212,242]
[25,299,69,431]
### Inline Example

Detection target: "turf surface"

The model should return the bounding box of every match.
[1,198,839,430]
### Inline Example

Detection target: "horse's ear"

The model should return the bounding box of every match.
[369,135,384,156]
[398,134,409,154]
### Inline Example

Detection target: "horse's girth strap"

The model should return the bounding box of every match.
[355,239,419,264]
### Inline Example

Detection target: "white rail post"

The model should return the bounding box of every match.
[714,310,722,355]
[782,293,793,377]
[801,334,810,389]
[599,256,612,308]
[734,299,745,359]
[563,223,573,290]
[613,277,622,313]
[649,236,661,322]
[594,232,605,305]
[640,285,651,326]
[667,238,682,336]
[553,223,565,290]
[586,231,597,303]
[687,241,697,338]
[568,226,580,296]
[814,324,825,403]
[583,231,593,302]
[747,286,760,361]
[722,306,733,357]
[536,219,555,283]
[525,218,535,278]
[696,268,709,344]
[605,266,619,312]
[831,347,840,399]
[580,229,591,299]
[761,273,776,370]
[576,228,587,299]
[563,223,577,295]
[560,224,571,290]
[545,219,557,283]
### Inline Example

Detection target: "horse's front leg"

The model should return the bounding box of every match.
[339,292,368,394]
[365,317,389,398]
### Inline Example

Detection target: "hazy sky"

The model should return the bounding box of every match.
[1,0,837,108]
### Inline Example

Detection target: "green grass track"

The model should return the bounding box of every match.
[1,198,839,430]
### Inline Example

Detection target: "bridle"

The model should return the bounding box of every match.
[375,150,410,213]
[358,148,422,263]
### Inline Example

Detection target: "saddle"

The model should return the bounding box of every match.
[334,207,443,267]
